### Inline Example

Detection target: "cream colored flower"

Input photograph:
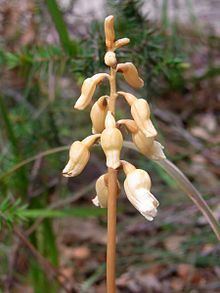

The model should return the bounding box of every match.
[92,174,120,208]
[118,91,157,138]
[101,111,123,169]
[74,73,109,110]
[90,96,108,134]
[116,62,144,88]
[62,134,100,177]
[122,160,159,221]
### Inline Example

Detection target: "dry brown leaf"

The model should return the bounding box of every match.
[164,235,186,254]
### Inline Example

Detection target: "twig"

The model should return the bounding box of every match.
[0,145,69,181]
[26,180,96,236]
[123,141,220,241]
[13,226,73,293]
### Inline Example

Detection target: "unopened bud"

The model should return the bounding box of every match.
[90,96,108,134]
[101,111,123,169]
[74,73,109,110]
[104,51,117,67]
[104,15,115,50]
[116,62,144,88]
[62,134,100,177]
[114,38,130,49]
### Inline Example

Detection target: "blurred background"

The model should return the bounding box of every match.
[0,0,219,292]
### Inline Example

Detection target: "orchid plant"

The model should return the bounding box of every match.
[63,15,220,292]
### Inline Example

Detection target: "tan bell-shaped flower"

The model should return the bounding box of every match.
[104,15,115,50]
[118,91,157,138]
[114,38,130,49]
[121,160,159,221]
[92,174,120,208]
[104,51,117,67]
[74,73,109,110]
[62,134,100,177]
[118,119,166,160]
[117,119,154,152]
[90,96,108,134]
[101,111,123,169]
[116,62,144,88]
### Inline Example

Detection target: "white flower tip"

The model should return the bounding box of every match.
[149,141,166,161]
[92,196,100,207]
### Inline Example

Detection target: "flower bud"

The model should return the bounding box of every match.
[101,111,123,169]
[104,15,115,50]
[92,174,120,208]
[116,62,144,88]
[114,38,130,49]
[90,96,108,134]
[62,134,100,177]
[104,51,117,67]
[118,92,157,138]
[74,73,109,110]
[121,161,159,221]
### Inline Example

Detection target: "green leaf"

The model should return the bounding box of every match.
[45,0,79,56]
[19,207,106,219]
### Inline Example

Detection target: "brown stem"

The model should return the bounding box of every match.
[108,67,117,114]
[107,167,118,293]
[106,66,118,292]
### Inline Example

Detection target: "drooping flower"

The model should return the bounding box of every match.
[62,134,100,177]
[92,173,120,208]
[90,96,108,134]
[121,160,159,221]
[118,91,157,138]
[74,73,109,110]
[116,62,144,88]
[117,119,166,160]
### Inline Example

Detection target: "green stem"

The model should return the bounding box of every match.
[45,0,78,56]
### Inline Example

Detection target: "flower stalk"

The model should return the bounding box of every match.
[62,13,220,293]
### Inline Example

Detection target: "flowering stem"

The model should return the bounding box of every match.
[107,66,118,292]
